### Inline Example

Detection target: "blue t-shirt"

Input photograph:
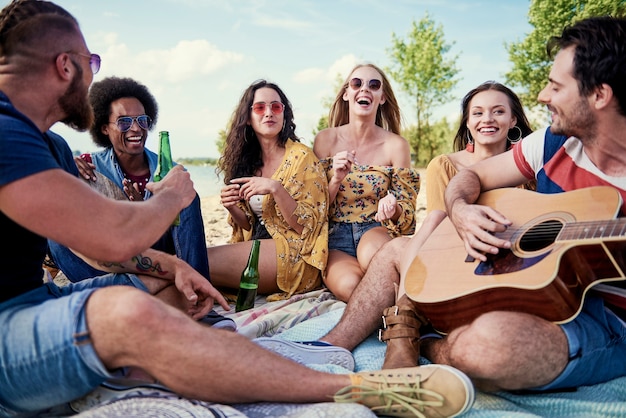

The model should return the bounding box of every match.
[0,91,78,302]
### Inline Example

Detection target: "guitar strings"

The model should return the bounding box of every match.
[497,219,626,244]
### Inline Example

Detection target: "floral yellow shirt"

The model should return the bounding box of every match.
[228,140,329,301]
[320,159,420,236]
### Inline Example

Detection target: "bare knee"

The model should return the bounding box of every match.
[439,311,568,390]
[86,287,173,365]
[445,313,511,369]
[357,227,391,270]
[324,271,361,302]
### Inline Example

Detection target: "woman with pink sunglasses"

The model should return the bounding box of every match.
[314,63,420,302]
[209,80,329,302]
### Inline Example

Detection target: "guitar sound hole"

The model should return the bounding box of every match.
[519,219,562,252]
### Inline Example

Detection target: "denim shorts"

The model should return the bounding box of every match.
[532,296,626,391]
[328,221,381,257]
[0,274,147,416]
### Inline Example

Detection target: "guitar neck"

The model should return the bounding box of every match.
[559,218,626,242]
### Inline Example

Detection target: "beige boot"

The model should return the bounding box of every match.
[334,364,475,417]
[379,294,428,369]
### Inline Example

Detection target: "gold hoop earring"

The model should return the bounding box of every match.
[507,126,523,143]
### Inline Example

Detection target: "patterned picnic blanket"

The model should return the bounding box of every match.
[65,289,626,417]
[247,290,626,418]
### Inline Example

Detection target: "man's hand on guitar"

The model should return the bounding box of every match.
[449,201,512,262]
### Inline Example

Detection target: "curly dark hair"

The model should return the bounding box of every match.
[217,79,299,184]
[547,16,626,118]
[88,76,158,148]
[452,81,534,152]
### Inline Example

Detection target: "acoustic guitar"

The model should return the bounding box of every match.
[405,186,626,334]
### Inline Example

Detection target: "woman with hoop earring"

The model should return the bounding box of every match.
[425,81,535,213]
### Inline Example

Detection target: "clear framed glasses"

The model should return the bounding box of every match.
[251,101,285,115]
[67,51,101,74]
[349,78,382,91]
[112,115,152,132]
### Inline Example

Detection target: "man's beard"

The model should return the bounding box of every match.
[59,61,94,131]
[550,97,596,142]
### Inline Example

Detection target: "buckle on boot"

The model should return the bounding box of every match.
[379,304,423,343]
[381,306,398,329]
[379,306,399,342]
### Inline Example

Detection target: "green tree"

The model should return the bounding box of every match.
[402,116,455,167]
[386,13,460,166]
[215,127,227,156]
[506,0,626,107]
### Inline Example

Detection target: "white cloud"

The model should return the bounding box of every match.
[97,36,244,84]
[327,55,360,81]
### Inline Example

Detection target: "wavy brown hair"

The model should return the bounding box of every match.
[328,63,402,134]
[452,81,534,152]
[217,80,299,184]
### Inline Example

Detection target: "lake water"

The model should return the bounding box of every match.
[183,164,223,198]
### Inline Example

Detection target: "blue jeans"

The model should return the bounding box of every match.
[0,274,147,416]
[48,194,210,282]
[327,221,381,257]
[533,296,626,391]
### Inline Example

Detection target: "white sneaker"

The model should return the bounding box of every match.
[254,337,355,371]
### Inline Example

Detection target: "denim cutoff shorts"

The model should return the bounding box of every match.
[328,221,382,257]
[531,296,626,391]
[0,273,148,416]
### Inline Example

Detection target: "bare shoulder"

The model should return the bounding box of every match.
[386,130,410,147]
[384,131,411,159]
[313,127,339,159]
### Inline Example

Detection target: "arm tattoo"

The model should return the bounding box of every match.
[133,254,168,276]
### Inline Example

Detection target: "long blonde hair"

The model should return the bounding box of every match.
[328,63,402,134]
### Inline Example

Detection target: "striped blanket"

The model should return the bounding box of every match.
[69,289,626,417]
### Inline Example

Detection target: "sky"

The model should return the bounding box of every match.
[13,0,534,159]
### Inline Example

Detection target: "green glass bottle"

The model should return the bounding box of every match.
[235,240,261,312]
[153,131,180,226]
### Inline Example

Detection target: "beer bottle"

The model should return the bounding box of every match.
[153,131,180,225]
[235,240,261,312]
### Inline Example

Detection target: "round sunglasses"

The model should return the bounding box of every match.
[112,115,152,132]
[67,51,101,74]
[251,101,285,115]
[349,78,382,91]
